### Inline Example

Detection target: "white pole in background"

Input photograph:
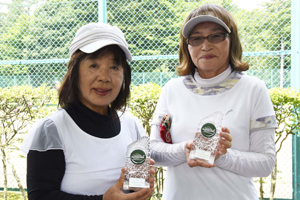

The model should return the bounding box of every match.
[98,0,107,23]
[280,38,284,88]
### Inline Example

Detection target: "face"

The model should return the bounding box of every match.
[188,22,230,79]
[78,52,123,115]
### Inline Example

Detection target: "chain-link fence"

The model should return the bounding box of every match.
[0,0,293,199]
[0,0,291,88]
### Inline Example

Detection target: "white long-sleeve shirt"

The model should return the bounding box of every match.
[150,67,277,200]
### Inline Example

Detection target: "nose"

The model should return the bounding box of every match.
[97,67,111,82]
[201,39,213,51]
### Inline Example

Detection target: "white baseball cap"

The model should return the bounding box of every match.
[69,22,132,61]
[182,15,231,39]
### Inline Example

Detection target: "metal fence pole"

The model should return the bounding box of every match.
[98,0,107,23]
[280,38,284,88]
[292,0,300,199]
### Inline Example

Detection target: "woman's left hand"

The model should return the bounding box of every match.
[148,159,155,188]
[215,126,232,160]
[185,140,216,168]
[122,158,156,189]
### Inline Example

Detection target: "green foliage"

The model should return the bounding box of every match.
[258,87,300,200]
[0,191,26,200]
[0,85,58,200]
[129,83,162,135]
[269,87,300,145]
[1,0,98,61]
[0,0,98,87]
[107,0,183,73]
[237,0,291,70]
[109,0,179,56]
[0,0,292,88]
[0,84,58,148]
[129,83,163,200]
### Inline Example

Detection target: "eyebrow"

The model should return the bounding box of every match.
[84,55,96,61]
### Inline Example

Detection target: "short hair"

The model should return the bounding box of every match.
[58,45,131,112]
[178,4,249,76]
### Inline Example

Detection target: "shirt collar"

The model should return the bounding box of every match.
[194,65,232,86]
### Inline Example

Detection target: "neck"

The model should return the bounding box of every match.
[194,65,232,86]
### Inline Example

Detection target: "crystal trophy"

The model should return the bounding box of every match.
[189,111,224,164]
[123,136,150,190]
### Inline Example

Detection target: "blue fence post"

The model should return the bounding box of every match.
[98,0,107,23]
[292,0,300,199]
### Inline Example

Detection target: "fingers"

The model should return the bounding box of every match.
[149,158,155,166]
[184,140,191,162]
[185,147,190,158]
[221,126,230,134]
[149,166,155,188]
[150,166,155,175]
[185,140,193,150]
[220,127,232,142]
[196,160,215,168]
[103,172,124,200]
[187,158,215,168]
[216,146,227,158]
[185,139,215,168]
[218,137,231,149]
[105,168,154,200]
[184,140,193,158]
[214,127,232,160]
[219,127,232,149]
[148,174,155,188]
[125,188,154,200]
[116,171,125,190]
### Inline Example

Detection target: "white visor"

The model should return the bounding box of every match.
[182,15,231,39]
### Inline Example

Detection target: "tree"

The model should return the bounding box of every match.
[107,0,182,73]
[236,0,291,70]
[1,0,291,86]
[0,85,57,200]
[0,0,101,88]
[257,88,300,200]
[269,88,300,200]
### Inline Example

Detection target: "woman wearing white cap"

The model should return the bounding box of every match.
[150,4,277,200]
[21,23,154,200]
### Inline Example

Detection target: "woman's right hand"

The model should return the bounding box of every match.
[103,171,154,200]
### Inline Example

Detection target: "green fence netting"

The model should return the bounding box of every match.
[0,0,291,89]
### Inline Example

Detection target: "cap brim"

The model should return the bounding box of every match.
[182,15,231,39]
[80,39,132,62]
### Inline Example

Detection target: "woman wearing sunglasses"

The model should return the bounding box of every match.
[150,4,277,200]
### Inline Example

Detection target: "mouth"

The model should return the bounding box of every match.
[94,88,111,96]
[201,55,216,59]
